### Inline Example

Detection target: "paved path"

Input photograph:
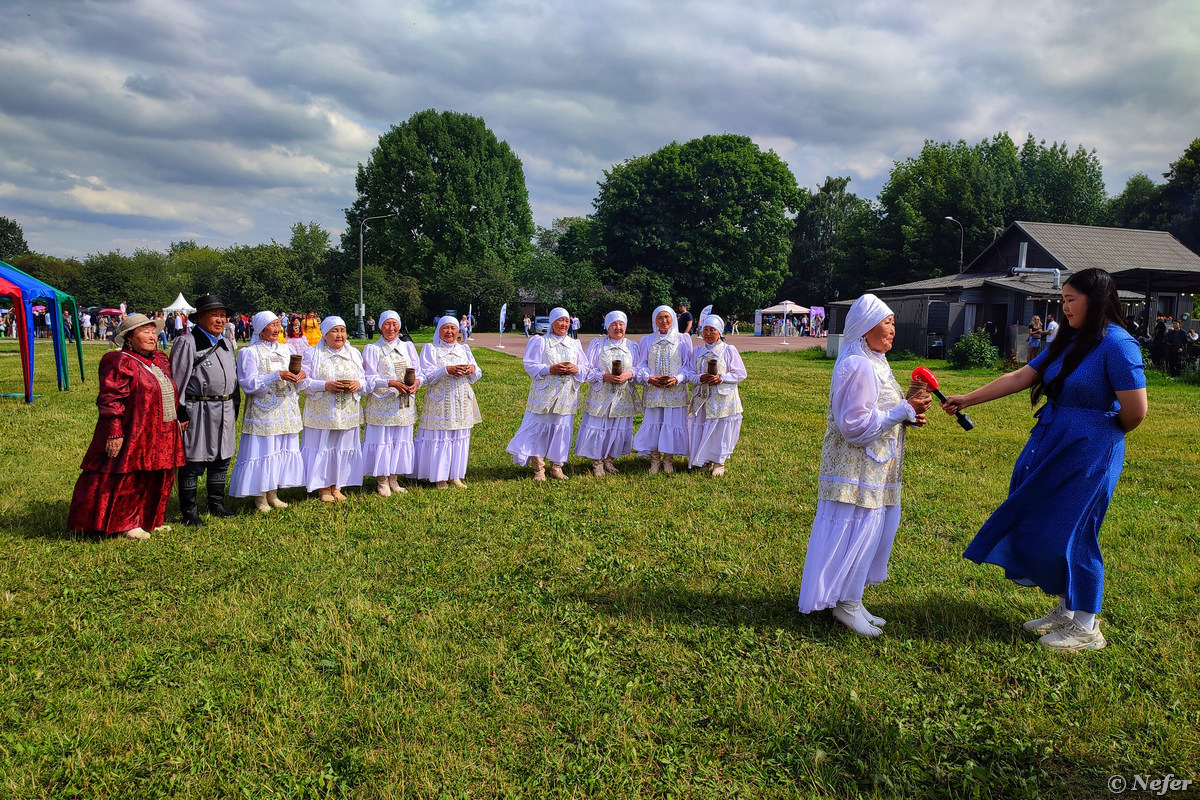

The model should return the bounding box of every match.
[460,332,830,356]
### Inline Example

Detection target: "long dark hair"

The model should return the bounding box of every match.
[1031,268,1126,405]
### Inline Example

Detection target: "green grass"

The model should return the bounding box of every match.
[1,340,1197,799]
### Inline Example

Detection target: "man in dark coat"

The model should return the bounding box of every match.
[169,294,240,525]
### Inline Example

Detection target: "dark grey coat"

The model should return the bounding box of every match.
[169,328,240,462]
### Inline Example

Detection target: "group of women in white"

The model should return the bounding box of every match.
[225,305,745,510]
[506,306,746,480]
[228,311,480,508]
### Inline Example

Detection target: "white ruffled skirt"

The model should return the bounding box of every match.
[687,409,742,467]
[413,428,471,482]
[300,427,363,491]
[361,424,415,477]
[229,433,305,497]
[574,414,634,460]
[797,500,900,613]
[633,406,689,457]
[506,411,575,465]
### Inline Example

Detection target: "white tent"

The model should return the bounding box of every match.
[163,293,196,314]
[761,300,809,315]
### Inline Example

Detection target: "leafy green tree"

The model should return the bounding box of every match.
[343,109,535,306]
[784,177,875,302]
[1014,135,1110,225]
[593,134,801,314]
[0,216,29,261]
[1109,173,1163,230]
[871,133,1110,286]
[1159,138,1200,253]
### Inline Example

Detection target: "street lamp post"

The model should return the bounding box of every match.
[945,216,964,273]
[358,213,396,339]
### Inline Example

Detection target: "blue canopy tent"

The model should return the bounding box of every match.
[0,260,83,400]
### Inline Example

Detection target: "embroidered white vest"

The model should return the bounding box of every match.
[642,336,689,408]
[689,341,743,420]
[420,344,481,431]
[243,343,302,436]
[584,337,641,419]
[526,336,582,416]
[303,349,363,431]
[817,355,907,509]
[363,342,417,428]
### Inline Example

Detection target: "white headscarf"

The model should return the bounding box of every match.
[645,305,679,346]
[435,315,460,348]
[700,314,724,333]
[835,294,894,370]
[319,315,347,341]
[379,310,401,329]
[252,311,279,340]
[604,310,627,330]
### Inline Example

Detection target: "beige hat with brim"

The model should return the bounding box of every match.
[114,313,165,348]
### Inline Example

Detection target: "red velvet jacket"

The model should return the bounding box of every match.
[79,349,186,473]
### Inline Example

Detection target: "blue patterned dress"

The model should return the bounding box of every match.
[963,323,1145,614]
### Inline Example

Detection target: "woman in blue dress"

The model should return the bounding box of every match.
[940,268,1147,651]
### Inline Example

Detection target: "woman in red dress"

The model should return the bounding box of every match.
[68,314,187,540]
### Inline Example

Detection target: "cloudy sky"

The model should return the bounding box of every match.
[2,0,1198,259]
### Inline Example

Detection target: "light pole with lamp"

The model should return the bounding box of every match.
[358,213,396,339]
[945,216,964,273]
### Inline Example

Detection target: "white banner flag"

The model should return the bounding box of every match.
[498,303,508,333]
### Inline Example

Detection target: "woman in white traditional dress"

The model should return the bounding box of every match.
[361,310,422,496]
[229,311,306,512]
[413,316,482,489]
[299,316,365,502]
[507,307,588,480]
[575,310,641,477]
[797,294,932,636]
[633,305,693,473]
[686,314,746,477]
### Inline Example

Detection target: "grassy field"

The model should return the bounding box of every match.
[1,339,1197,799]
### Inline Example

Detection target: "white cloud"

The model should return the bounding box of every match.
[0,0,1196,252]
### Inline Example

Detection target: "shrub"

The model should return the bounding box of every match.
[947,329,1000,369]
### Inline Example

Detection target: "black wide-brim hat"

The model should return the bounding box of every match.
[193,294,228,315]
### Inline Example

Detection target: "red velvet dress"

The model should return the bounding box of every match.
[68,349,187,534]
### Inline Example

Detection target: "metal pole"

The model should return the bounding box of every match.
[945,216,964,273]
[358,213,396,339]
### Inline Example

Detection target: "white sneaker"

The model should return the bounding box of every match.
[832,603,882,637]
[1023,607,1073,634]
[1039,620,1106,652]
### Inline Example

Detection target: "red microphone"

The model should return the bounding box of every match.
[912,366,974,431]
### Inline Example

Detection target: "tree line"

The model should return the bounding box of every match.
[3,108,1198,331]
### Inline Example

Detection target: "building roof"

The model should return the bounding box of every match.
[972,221,1200,275]
[874,222,1200,297]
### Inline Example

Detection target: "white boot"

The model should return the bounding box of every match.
[254,493,272,513]
[662,454,675,474]
[832,601,882,637]
[548,462,568,480]
[531,456,546,481]
[710,463,726,477]
[649,452,662,475]
[376,476,392,497]
[602,457,619,474]
[388,475,406,494]
[593,459,607,477]
[122,527,151,540]
[266,490,288,509]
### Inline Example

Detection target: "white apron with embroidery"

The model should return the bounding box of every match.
[243,343,302,436]
[816,354,906,509]
[420,344,481,431]
[364,342,417,427]
[526,336,582,416]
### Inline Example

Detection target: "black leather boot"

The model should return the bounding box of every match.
[179,471,204,527]
[207,460,236,518]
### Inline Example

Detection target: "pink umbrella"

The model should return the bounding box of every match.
[32,305,47,312]
[99,308,123,316]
